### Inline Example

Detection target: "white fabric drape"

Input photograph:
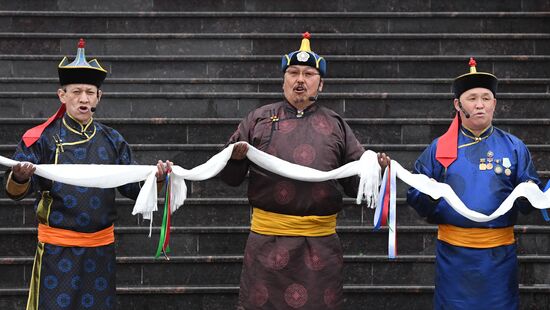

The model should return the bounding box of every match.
[389,160,550,222]
[0,143,381,221]
[1,143,549,226]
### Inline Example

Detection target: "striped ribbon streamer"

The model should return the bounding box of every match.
[155,172,172,259]
[374,164,390,230]
[542,181,550,222]
[374,164,397,258]
[388,164,397,258]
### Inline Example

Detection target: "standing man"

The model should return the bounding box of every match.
[4,39,168,310]
[220,32,388,309]
[407,58,540,309]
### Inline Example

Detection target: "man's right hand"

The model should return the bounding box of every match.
[231,142,249,160]
[12,162,36,183]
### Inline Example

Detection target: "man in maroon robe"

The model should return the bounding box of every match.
[220,33,388,309]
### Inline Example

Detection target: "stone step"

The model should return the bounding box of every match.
[1,0,550,12]
[2,284,549,310]
[1,224,549,257]
[0,11,549,33]
[1,92,549,119]
[1,254,549,288]
[0,77,548,93]
[2,33,550,56]
[2,117,550,145]
[0,55,548,79]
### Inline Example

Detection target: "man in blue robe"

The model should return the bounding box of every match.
[4,39,168,310]
[406,58,541,309]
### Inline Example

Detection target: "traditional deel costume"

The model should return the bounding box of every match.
[220,33,364,309]
[406,59,541,309]
[4,39,141,310]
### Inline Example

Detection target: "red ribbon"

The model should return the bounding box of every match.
[22,104,66,147]
[436,113,460,168]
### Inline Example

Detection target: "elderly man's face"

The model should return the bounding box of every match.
[283,65,323,107]
[454,87,496,132]
[57,84,102,124]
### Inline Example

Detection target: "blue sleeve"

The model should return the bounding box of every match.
[514,142,541,215]
[4,139,43,200]
[406,142,443,220]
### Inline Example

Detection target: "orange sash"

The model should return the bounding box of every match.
[438,224,515,248]
[38,223,114,247]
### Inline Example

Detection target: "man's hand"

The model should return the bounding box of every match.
[12,162,35,183]
[231,142,249,160]
[156,160,173,180]
[377,152,391,170]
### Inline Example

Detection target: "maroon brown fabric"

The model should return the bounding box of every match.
[237,232,344,309]
[221,101,365,309]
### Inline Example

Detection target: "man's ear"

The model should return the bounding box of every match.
[97,89,102,102]
[318,79,324,92]
[452,98,460,112]
[57,88,66,103]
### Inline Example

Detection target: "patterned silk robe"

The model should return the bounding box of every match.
[5,113,141,310]
[407,125,540,310]
[220,101,365,310]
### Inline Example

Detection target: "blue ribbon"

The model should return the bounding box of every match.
[541,181,550,222]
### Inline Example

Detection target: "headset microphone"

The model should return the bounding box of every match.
[458,101,470,118]
[308,85,322,102]
[91,107,96,113]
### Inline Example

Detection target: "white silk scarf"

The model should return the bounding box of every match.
[0,143,381,222]
[1,143,548,227]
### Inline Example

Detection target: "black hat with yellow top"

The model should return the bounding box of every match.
[452,57,498,98]
[281,32,326,77]
[58,38,107,88]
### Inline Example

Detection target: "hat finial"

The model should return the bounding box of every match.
[299,32,312,52]
[469,57,477,73]
[78,38,85,49]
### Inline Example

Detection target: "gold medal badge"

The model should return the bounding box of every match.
[479,158,487,171]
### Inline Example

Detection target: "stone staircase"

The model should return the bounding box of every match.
[1,1,549,309]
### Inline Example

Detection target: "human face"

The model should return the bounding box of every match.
[454,87,496,134]
[282,65,323,108]
[58,84,102,124]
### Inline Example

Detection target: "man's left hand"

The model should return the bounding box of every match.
[377,152,391,170]
[156,160,173,181]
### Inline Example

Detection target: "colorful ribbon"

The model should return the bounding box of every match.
[374,163,397,258]
[155,171,172,259]
[388,164,397,258]
[542,181,550,222]
[374,164,390,229]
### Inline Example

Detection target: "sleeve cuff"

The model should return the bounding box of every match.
[6,171,30,198]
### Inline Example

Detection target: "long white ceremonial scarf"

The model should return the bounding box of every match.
[0,142,381,221]
[388,160,550,222]
[1,144,548,231]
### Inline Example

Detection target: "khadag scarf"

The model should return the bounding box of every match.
[2,143,549,258]
[0,142,381,234]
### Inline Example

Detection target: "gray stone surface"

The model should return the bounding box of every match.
[0,1,549,308]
